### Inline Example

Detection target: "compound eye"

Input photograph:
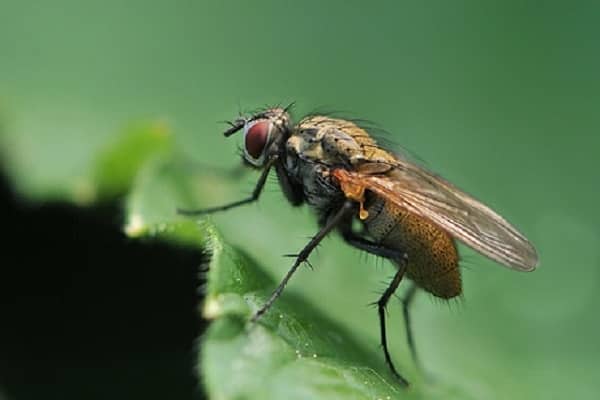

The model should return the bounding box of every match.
[244,120,271,160]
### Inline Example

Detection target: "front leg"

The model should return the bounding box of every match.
[275,161,304,206]
[177,157,276,216]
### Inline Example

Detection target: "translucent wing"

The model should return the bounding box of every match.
[333,163,538,271]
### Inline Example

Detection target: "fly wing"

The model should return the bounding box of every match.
[334,163,539,271]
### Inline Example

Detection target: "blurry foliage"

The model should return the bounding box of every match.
[93,120,174,201]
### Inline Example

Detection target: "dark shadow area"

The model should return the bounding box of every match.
[0,174,208,400]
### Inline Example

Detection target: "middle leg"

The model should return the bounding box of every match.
[341,230,407,261]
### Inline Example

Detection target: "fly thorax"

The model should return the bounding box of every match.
[284,132,341,211]
[285,130,326,166]
[320,127,368,165]
[286,126,367,168]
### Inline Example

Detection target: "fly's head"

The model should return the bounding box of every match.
[223,106,293,168]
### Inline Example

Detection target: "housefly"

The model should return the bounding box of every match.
[178,105,538,386]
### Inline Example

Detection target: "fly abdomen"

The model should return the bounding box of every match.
[364,196,462,299]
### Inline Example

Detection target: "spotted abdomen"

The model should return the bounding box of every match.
[365,196,461,299]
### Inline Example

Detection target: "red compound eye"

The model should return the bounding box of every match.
[245,120,271,159]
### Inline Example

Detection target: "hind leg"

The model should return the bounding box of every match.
[376,264,410,386]
[341,230,406,260]
[342,229,425,373]
[401,283,422,372]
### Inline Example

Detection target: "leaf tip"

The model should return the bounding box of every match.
[124,213,146,237]
[203,296,222,319]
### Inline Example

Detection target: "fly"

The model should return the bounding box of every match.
[178,105,539,386]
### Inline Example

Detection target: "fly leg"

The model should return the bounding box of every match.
[341,229,424,382]
[402,282,422,373]
[341,231,406,260]
[177,158,275,216]
[376,263,410,386]
[250,200,355,323]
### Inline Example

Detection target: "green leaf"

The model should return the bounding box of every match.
[123,212,475,399]
[199,230,406,400]
[120,154,473,398]
[115,152,468,399]
[201,228,483,400]
[53,119,473,399]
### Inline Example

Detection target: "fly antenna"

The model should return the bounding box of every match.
[223,118,246,137]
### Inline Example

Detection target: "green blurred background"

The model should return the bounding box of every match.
[1,1,599,399]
